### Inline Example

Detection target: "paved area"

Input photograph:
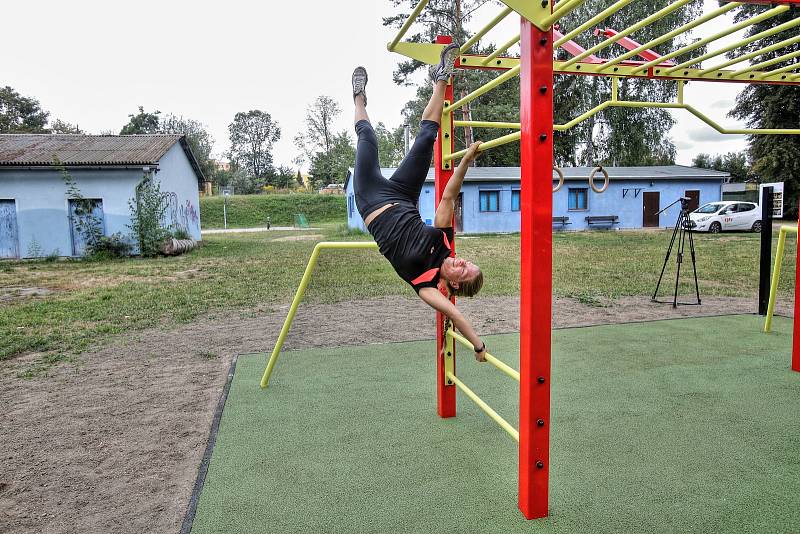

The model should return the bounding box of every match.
[202,226,320,234]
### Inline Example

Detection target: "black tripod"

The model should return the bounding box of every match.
[652,197,701,308]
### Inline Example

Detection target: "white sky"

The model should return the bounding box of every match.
[1,0,758,169]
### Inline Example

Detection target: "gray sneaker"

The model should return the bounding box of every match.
[429,43,460,83]
[352,66,368,105]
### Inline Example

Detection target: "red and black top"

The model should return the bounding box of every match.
[366,202,454,293]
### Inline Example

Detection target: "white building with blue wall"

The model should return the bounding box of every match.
[345,166,729,233]
[0,134,203,258]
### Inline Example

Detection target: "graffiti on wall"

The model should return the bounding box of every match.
[161,193,198,233]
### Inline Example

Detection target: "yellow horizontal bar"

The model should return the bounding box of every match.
[699,34,800,76]
[759,62,800,79]
[260,241,380,388]
[632,5,789,74]
[561,0,692,69]
[741,50,800,78]
[598,2,740,72]
[666,14,800,75]
[446,371,520,442]
[444,131,521,162]
[481,34,520,66]
[461,6,514,53]
[388,0,430,52]
[448,330,520,382]
[555,0,635,48]
[446,65,521,112]
[453,120,521,129]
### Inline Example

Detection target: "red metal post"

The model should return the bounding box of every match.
[518,18,553,519]
[793,212,800,372]
[434,35,458,417]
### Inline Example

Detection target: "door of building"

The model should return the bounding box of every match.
[69,199,105,256]
[643,192,660,227]
[684,190,700,212]
[0,200,19,258]
[455,193,463,232]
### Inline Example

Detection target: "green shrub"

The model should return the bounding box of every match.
[90,233,132,258]
[172,228,192,240]
[200,193,346,229]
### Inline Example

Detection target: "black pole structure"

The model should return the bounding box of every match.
[758,186,774,315]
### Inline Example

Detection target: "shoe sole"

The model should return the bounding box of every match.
[352,66,368,96]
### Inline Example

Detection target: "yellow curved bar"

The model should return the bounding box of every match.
[446,372,520,442]
[387,0,430,52]
[444,131,521,162]
[260,241,380,388]
[448,329,521,382]
[453,120,521,129]
[764,225,797,333]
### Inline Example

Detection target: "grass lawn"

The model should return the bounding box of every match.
[189,315,800,533]
[0,224,795,366]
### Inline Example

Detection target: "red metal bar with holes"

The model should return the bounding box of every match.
[434,35,458,417]
[794,212,800,372]
[518,17,553,520]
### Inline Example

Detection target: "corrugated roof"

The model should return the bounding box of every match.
[345,165,729,189]
[0,134,184,166]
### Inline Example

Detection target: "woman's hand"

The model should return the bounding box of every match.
[463,141,482,163]
[475,343,487,362]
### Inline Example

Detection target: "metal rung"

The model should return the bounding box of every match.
[446,372,520,442]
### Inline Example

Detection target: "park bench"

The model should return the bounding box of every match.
[552,216,571,227]
[585,215,619,227]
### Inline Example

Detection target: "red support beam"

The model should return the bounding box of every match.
[434,35,458,417]
[518,18,553,519]
[793,212,800,372]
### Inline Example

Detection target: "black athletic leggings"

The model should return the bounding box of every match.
[353,119,439,218]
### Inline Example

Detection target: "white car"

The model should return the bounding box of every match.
[688,201,762,233]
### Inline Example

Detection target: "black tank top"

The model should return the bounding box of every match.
[367,202,454,293]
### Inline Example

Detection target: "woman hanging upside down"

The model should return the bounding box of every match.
[351,43,487,362]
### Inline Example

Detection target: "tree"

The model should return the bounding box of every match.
[159,114,215,180]
[294,95,343,170]
[228,110,281,181]
[120,106,161,134]
[375,122,406,167]
[693,151,752,182]
[0,86,49,133]
[309,131,356,188]
[728,6,800,216]
[383,0,485,85]
[50,119,83,134]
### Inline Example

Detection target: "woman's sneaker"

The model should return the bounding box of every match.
[352,66,368,105]
[429,43,460,83]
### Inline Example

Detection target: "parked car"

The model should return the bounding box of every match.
[688,201,762,233]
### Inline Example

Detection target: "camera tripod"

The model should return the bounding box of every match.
[651,197,701,308]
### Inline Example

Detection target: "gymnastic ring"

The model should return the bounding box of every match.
[552,167,565,193]
[589,166,609,193]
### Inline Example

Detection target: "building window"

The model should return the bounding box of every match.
[479,190,500,212]
[568,188,588,210]
[511,190,520,212]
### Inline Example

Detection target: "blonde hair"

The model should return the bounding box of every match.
[446,268,484,297]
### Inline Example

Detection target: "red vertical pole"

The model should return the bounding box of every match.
[793,212,800,372]
[434,35,457,417]
[518,18,553,519]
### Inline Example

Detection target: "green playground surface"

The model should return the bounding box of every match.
[188,315,800,533]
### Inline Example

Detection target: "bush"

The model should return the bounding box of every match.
[91,233,132,258]
[171,228,192,240]
[128,176,170,257]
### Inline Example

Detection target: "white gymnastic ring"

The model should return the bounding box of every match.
[589,166,609,193]
[552,167,565,193]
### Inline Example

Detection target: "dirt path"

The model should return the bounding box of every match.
[0,295,791,533]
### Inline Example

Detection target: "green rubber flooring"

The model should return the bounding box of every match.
[190,315,800,533]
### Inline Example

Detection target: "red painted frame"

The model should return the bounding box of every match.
[434,35,458,417]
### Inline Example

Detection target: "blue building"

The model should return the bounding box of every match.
[0,134,204,258]
[344,166,729,233]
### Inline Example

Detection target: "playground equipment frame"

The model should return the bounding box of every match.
[388,0,800,521]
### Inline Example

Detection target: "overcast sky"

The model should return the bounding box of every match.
[2,0,758,169]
